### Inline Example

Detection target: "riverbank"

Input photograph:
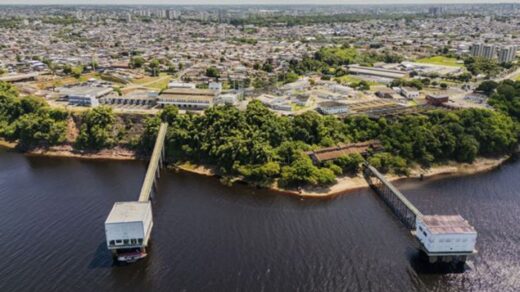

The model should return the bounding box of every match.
[177,156,511,198]
[0,139,512,198]
[0,140,138,161]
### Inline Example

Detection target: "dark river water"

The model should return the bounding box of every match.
[1,147,520,292]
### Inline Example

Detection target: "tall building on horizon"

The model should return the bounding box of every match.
[498,46,518,63]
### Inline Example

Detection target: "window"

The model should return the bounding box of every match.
[138,238,143,244]
[422,231,427,237]
[123,239,129,244]
[116,240,122,244]
[109,240,115,245]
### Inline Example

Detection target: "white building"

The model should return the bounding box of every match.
[415,215,477,254]
[400,87,420,99]
[215,93,238,105]
[59,86,113,107]
[168,81,196,89]
[257,95,292,112]
[209,82,222,93]
[317,101,349,115]
[105,201,153,261]
[158,88,215,110]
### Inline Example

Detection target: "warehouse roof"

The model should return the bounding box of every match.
[420,215,476,235]
[105,201,150,224]
[306,140,382,163]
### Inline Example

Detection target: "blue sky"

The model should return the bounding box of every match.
[0,0,511,5]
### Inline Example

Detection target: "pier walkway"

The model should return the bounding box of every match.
[104,122,168,262]
[364,163,422,229]
[363,162,477,265]
[138,122,168,202]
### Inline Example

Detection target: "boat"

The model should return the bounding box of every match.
[117,251,147,263]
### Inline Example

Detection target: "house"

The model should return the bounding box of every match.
[375,87,399,99]
[317,101,349,115]
[215,93,238,105]
[400,87,420,99]
[208,82,222,93]
[158,88,215,110]
[292,94,311,107]
[426,93,449,106]
[257,95,292,111]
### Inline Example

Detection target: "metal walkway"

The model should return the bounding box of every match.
[363,163,422,229]
[138,122,168,202]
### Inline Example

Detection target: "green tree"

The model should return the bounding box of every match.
[130,56,145,68]
[477,80,498,96]
[206,66,220,78]
[12,111,67,150]
[75,106,116,150]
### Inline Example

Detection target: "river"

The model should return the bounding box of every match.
[1,148,519,292]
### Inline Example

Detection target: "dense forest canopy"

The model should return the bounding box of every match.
[1,80,519,188]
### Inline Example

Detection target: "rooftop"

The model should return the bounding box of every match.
[421,215,476,235]
[59,86,113,97]
[105,201,151,224]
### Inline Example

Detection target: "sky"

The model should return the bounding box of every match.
[0,0,513,5]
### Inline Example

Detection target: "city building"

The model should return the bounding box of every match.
[215,93,238,105]
[347,65,407,79]
[168,81,196,89]
[100,91,158,108]
[208,82,222,93]
[59,85,113,107]
[482,45,496,59]
[470,43,484,57]
[376,87,399,99]
[498,46,518,63]
[158,88,215,110]
[400,87,420,99]
[317,101,349,115]
[426,93,449,106]
[306,140,382,165]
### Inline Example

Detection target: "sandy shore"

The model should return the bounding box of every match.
[177,156,511,198]
[0,140,16,148]
[27,145,138,161]
[289,156,510,198]
[0,140,138,161]
[1,139,512,198]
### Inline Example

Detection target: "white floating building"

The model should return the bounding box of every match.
[415,215,477,262]
[105,201,153,262]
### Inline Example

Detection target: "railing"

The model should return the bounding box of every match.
[364,163,422,229]
[138,122,168,202]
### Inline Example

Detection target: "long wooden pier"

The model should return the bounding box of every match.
[363,163,477,266]
[363,163,422,229]
[138,122,168,202]
[104,122,168,262]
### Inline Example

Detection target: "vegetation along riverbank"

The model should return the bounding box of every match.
[1,80,519,197]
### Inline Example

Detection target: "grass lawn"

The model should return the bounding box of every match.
[146,78,169,90]
[36,76,79,89]
[416,56,463,67]
[336,75,380,86]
